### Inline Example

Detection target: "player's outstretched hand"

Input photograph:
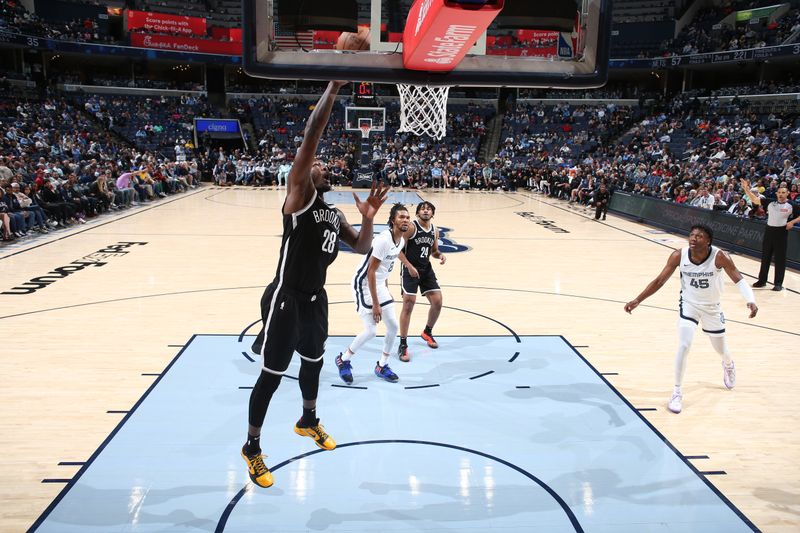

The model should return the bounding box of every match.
[439,254,446,265]
[747,302,758,318]
[624,299,639,314]
[353,180,390,220]
[372,304,382,324]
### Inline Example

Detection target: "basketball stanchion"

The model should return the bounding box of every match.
[395,0,500,139]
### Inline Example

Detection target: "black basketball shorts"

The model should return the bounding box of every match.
[400,264,440,296]
[251,282,329,372]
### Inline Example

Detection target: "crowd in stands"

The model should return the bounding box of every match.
[217,86,800,228]
[522,93,800,221]
[520,83,660,101]
[613,0,675,24]
[499,102,638,164]
[671,10,799,56]
[0,0,118,44]
[2,74,799,245]
[0,94,200,243]
[78,93,214,160]
[222,95,492,188]
[708,80,800,96]
[55,72,205,92]
[641,3,800,58]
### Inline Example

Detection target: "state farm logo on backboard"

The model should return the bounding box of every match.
[414,0,433,36]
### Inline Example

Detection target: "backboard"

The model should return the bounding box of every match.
[345,106,386,137]
[243,0,610,88]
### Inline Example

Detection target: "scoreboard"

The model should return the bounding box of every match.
[353,82,375,105]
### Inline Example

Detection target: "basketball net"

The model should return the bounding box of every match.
[359,123,371,138]
[397,84,450,140]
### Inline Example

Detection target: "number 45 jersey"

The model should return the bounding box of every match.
[679,246,724,306]
[274,192,340,293]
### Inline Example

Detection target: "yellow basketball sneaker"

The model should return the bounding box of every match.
[241,447,274,488]
[294,419,337,450]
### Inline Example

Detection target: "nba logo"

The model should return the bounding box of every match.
[558,32,574,58]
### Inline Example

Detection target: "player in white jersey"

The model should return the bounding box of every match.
[336,203,411,383]
[624,225,758,414]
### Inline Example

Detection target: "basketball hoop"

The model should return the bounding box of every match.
[359,123,372,139]
[397,84,451,140]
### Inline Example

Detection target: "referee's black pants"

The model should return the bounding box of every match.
[595,203,608,220]
[757,225,788,286]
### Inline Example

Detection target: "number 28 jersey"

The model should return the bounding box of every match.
[273,192,340,293]
[679,246,723,306]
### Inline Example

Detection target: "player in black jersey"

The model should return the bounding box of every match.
[241,81,389,488]
[397,201,446,362]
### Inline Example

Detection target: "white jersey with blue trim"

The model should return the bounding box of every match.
[679,246,724,306]
[352,229,404,308]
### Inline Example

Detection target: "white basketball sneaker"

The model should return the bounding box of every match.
[668,392,682,414]
[723,361,736,389]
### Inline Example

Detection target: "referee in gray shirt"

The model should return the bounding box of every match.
[741,179,800,291]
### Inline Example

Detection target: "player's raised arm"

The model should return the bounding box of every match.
[716,251,758,318]
[624,250,681,313]
[739,178,761,206]
[283,81,346,214]
[339,181,390,254]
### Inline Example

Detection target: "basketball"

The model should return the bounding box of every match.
[336,27,371,51]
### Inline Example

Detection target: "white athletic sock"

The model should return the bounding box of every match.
[709,335,733,366]
[379,353,390,367]
[348,315,378,357]
[341,348,354,362]
[382,304,399,354]
[674,324,696,389]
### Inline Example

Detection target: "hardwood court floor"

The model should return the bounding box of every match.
[1,186,798,532]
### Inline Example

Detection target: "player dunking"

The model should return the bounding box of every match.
[397,201,446,362]
[241,81,389,488]
[624,225,758,413]
[336,203,411,383]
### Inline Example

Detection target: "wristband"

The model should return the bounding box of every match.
[736,279,755,304]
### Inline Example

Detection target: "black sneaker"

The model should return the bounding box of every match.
[398,344,410,362]
[752,281,767,288]
[772,285,783,291]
